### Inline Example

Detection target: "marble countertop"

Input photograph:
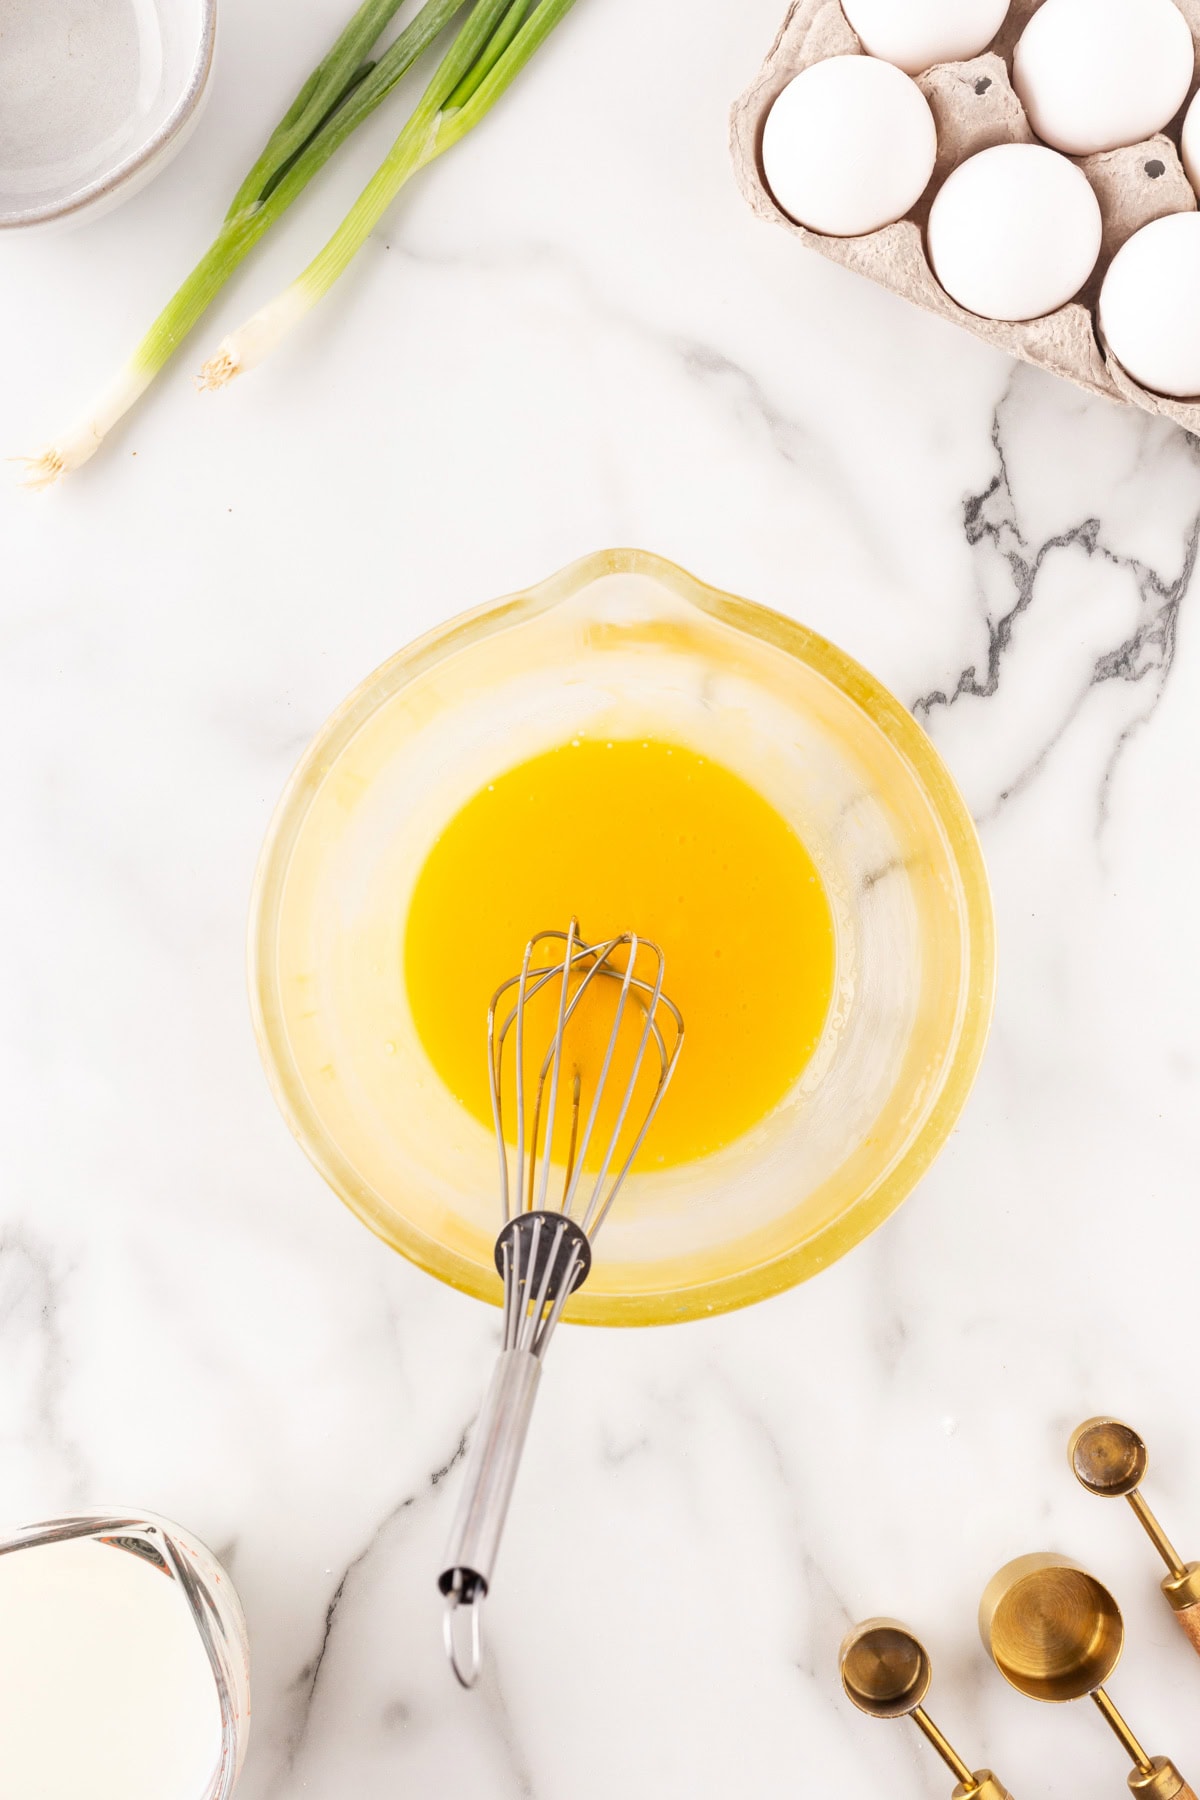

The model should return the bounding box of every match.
[4,1,1200,1794]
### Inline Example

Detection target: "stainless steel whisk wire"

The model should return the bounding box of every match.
[439,921,683,1686]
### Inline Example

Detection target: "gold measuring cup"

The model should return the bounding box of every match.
[1071,1420,1200,1660]
[980,1554,1195,1799]
[840,1619,1013,1800]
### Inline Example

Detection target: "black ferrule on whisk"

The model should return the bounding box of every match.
[494,1210,592,1300]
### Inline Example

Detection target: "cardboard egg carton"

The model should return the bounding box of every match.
[730,0,1200,430]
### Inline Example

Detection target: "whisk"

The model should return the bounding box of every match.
[438,920,683,1687]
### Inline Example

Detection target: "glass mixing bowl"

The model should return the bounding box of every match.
[250,549,994,1324]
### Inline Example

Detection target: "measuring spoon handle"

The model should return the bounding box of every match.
[1161,1567,1200,1663]
[1128,1757,1196,1800]
[1170,1597,1200,1662]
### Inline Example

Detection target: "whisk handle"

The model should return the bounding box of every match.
[438,1347,542,1677]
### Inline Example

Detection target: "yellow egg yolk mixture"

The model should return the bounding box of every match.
[404,739,835,1167]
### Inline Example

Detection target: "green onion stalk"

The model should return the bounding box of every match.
[24,0,466,488]
[198,0,578,391]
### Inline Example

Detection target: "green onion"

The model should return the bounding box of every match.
[23,0,466,488]
[197,0,578,392]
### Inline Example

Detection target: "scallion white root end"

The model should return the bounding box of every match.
[195,352,239,393]
[18,448,70,492]
[19,363,155,488]
[197,286,315,391]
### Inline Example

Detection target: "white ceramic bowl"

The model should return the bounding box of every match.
[0,0,216,232]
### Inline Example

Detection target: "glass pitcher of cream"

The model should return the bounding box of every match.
[0,1511,250,1800]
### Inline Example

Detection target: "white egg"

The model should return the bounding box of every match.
[1182,89,1200,194]
[926,143,1102,321]
[1100,212,1200,397]
[840,0,1011,77]
[761,57,937,237]
[1014,0,1195,157]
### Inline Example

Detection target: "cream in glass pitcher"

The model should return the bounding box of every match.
[0,1512,250,1800]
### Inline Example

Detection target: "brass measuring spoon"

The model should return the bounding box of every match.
[840,1618,1014,1799]
[1071,1419,1200,1659]
[980,1554,1195,1800]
